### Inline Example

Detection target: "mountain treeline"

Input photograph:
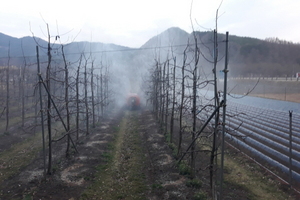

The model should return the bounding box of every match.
[1,28,300,78]
[229,35,300,77]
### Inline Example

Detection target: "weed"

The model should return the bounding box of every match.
[164,132,179,159]
[193,190,207,200]
[107,142,114,150]
[22,194,32,200]
[151,183,163,189]
[102,152,113,162]
[186,179,202,188]
[165,133,171,143]
[117,194,125,199]
[95,164,108,171]
[80,192,89,199]
[113,125,120,132]
[3,131,10,135]
[168,142,176,151]
[178,160,191,175]
[52,165,58,173]
[168,142,179,159]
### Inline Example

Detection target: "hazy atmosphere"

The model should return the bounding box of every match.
[1,0,300,47]
[1,0,300,199]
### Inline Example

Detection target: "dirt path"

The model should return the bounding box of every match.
[81,110,197,199]
[81,111,147,199]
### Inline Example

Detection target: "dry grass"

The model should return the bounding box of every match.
[0,120,69,184]
[0,132,41,184]
[223,152,293,200]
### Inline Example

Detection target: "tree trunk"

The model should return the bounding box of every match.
[165,60,170,138]
[76,55,82,140]
[161,62,166,132]
[210,29,220,189]
[191,36,199,178]
[100,73,104,117]
[21,64,26,127]
[177,54,185,156]
[154,62,159,118]
[46,24,52,175]
[62,45,71,156]
[159,63,163,124]
[96,75,100,121]
[169,58,176,144]
[91,61,95,128]
[84,58,89,135]
[5,43,10,132]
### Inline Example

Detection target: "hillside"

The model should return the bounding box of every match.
[1,28,300,77]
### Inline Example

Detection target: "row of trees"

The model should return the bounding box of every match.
[38,29,115,175]
[145,30,229,198]
[0,54,36,132]
[0,25,115,176]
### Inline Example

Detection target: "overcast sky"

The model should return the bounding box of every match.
[1,0,300,48]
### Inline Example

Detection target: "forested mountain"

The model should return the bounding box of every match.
[0,28,300,77]
[141,28,300,77]
[227,35,300,77]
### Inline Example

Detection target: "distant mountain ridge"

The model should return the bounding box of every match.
[0,28,300,77]
[141,27,189,48]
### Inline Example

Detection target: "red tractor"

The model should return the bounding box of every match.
[126,93,141,110]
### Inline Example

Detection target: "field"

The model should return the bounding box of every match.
[0,78,299,199]
[254,93,300,103]
[226,78,300,103]
[0,108,299,199]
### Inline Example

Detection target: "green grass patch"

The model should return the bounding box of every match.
[112,125,120,132]
[165,133,171,143]
[151,183,163,189]
[193,190,207,200]
[186,178,202,188]
[80,113,147,200]
[165,133,179,158]
[178,160,191,176]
